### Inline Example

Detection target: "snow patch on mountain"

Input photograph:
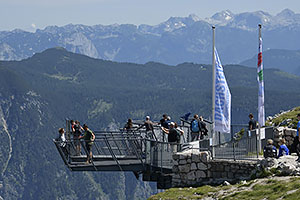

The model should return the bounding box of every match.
[0,43,18,61]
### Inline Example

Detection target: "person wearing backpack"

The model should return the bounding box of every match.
[263,139,277,158]
[79,124,95,164]
[190,114,201,141]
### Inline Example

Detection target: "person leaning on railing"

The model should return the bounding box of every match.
[79,124,95,164]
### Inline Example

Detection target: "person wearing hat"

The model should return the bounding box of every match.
[79,124,95,164]
[161,122,180,152]
[137,116,155,139]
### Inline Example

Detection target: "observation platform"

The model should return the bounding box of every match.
[54,121,196,189]
[54,120,270,189]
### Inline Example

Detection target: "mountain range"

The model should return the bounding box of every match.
[1,47,300,199]
[241,49,300,76]
[1,9,300,66]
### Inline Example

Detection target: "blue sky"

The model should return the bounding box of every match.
[1,0,300,32]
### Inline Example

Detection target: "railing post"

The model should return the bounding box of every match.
[233,142,236,161]
[160,143,163,172]
[256,130,259,158]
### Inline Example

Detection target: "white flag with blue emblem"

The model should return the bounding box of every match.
[214,48,231,133]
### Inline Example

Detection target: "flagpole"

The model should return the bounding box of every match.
[258,24,262,154]
[258,24,262,41]
[212,26,216,146]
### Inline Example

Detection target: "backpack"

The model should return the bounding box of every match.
[264,145,276,158]
[191,120,200,132]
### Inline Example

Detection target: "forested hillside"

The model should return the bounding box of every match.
[0,48,300,199]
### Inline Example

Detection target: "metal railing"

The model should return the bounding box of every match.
[210,130,259,160]
[54,128,181,171]
[144,139,181,170]
[208,125,275,161]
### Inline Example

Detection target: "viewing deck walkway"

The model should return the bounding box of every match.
[54,126,187,188]
[54,120,271,189]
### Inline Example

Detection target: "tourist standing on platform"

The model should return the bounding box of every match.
[159,114,169,129]
[161,122,180,152]
[137,116,156,140]
[199,116,208,140]
[175,122,184,143]
[190,114,201,141]
[56,128,68,157]
[248,113,257,130]
[73,120,83,155]
[124,118,133,131]
[80,124,95,164]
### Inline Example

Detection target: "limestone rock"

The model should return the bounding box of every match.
[191,163,197,170]
[179,164,191,173]
[196,171,206,178]
[197,162,208,170]
[223,181,231,186]
[187,171,196,180]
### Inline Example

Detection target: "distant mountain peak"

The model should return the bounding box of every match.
[277,8,295,18]
[188,14,201,22]
[211,10,234,21]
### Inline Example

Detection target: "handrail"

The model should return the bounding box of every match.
[104,134,123,171]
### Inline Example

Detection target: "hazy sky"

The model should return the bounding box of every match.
[1,0,300,32]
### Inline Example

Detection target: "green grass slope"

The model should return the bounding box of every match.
[149,176,300,200]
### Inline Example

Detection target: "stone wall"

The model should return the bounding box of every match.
[273,127,297,151]
[171,150,257,187]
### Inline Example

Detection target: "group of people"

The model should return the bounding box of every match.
[124,113,208,147]
[263,113,300,160]
[263,138,289,158]
[124,114,184,143]
[56,120,95,164]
